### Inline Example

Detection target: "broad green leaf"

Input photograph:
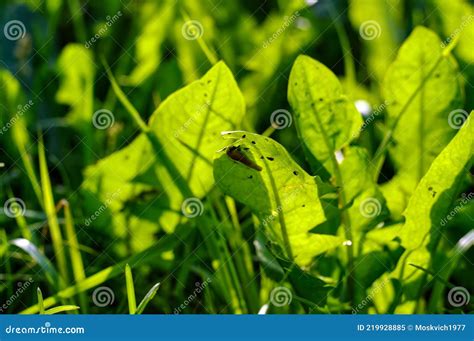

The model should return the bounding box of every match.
[430,0,474,64]
[82,61,244,238]
[56,44,95,163]
[149,61,245,198]
[339,147,388,237]
[383,26,463,187]
[288,55,362,175]
[213,131,344,268]
[276,256,331,307]
[398,115,473,252]
[349,0,404,81]
[80,134,169,241]
[56,44,94,126]
[122,1,175,85]
[372,114,472,310]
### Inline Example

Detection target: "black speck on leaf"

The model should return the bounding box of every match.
[293,170,298,175]
[242,134,246,138]
[248,175,253,179]
[302,204,305,207]
[266,157,274,161]
[251,141,256,144]
[260,156,264,159]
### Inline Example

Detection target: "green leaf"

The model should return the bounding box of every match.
[10,239,60,289]
[136,283,161,314]
[0,70,42,205]
[125,264,136,314]
[382,26,463,189]
[149,61,245,197]
[21,228,189,314]
[56,44,95,163]
[288,55,362,175]
[37,288,45,314]
[122,1,175,85]
[213,131,343,268]
[340,147,388,236]
[364,114,472,312]
[349,0,403,81]
[430,0,474,64]
[44,305,80,315]
[38,134,69,286]
[83,61,245,239]
[399,115,473,252]
[392,113,472,286]
[56,44,94,126]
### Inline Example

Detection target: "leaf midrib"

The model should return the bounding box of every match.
[186,66,221,182]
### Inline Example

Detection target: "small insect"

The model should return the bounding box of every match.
[226,146,262,171]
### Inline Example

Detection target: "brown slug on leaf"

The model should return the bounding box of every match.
[226,146,262,171]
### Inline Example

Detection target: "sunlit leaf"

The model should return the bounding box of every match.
[214,131,343,268]
[288,55,362,175]
[381,26,464,216]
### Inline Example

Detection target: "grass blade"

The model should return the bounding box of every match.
[58,199,88,312]
[125,264,136,314]
[38,133,69,286]
[20,229,189,314]
[37,288,45,314]
[136,283,160,314]
[44,305,80,315]
[10,238,60,289]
